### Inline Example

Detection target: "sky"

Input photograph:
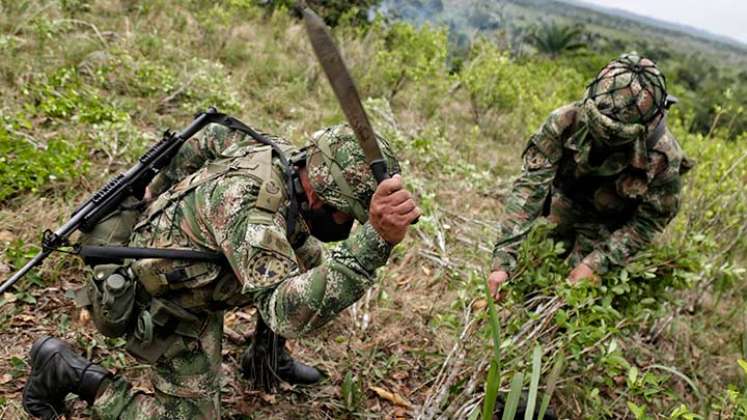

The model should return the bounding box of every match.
[581,0,747,45]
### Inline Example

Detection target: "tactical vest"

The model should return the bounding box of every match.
[76,142,299,363]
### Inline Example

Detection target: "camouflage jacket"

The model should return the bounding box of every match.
[492,103,689,275]
[129,123,392,321]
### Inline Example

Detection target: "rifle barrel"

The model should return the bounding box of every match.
[0,250,52,295]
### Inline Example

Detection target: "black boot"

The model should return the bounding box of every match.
[23,336,111,420]
[275,339,323,386]
[241,317,322,391]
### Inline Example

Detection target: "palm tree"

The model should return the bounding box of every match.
[528,21,586,58]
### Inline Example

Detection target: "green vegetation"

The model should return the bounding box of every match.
[378,0,747,141]
[0,0,744,419]
[262,0,377,26]
[527,21,586,57]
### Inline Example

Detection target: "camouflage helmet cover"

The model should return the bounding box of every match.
[306,125,400,223]
[569,53,669,171]
[581,52,668,146]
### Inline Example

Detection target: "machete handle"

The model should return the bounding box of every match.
[370,159,390,184]
[370,159,419,225]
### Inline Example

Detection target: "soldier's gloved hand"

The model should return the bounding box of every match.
[488,270,509,302]
[369,174,420,245]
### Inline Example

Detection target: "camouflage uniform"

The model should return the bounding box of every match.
[492,54,690,276]
[91,124,396,419]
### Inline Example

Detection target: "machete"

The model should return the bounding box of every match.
[299,4,390,184]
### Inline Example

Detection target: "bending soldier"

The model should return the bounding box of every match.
[22,123,420,419]
[489,53,691,300]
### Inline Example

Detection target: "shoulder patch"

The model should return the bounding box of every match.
[244,250,294,290]
[529,103,578,164]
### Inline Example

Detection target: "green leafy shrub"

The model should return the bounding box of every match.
[23,67,127,124]
[365,21,449,101]
[80,51,240,115]
[258,0,378,27]
[0,113,88,201]
[460,41,519,123]
[459,41,587,132]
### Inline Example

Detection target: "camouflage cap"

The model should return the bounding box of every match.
[306,125,400,223]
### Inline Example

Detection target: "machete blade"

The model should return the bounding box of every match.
[300,5,390,183]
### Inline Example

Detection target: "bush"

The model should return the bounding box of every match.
[257,0,379,27]
[24,67,128,124]
[0,113,88,202]
[364,21,449,101]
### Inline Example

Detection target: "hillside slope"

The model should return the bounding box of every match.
[0,1,745,418]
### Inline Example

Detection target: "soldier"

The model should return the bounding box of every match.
[488,53,691,300]
[22,123,420,419]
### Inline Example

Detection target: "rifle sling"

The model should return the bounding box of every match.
[78,245,225,262]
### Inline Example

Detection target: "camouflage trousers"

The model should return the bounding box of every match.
[91,311,223,420]
[546,189,617,267]
[90,266,371,419]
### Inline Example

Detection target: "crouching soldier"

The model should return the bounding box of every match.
[22,123,420,419]
[488,53,692,300]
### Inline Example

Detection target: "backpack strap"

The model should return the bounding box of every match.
[202,113,302,241]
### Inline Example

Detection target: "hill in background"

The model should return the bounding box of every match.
[378,0,747,66]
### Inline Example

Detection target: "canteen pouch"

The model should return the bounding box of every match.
[87,264,137,338]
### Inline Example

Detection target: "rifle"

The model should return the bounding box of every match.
[0,108,222,295]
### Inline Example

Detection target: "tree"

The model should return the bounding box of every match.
[528,21,586,58]
[259,0,380,27]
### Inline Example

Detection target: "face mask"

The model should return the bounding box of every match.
[302,204,354,243]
